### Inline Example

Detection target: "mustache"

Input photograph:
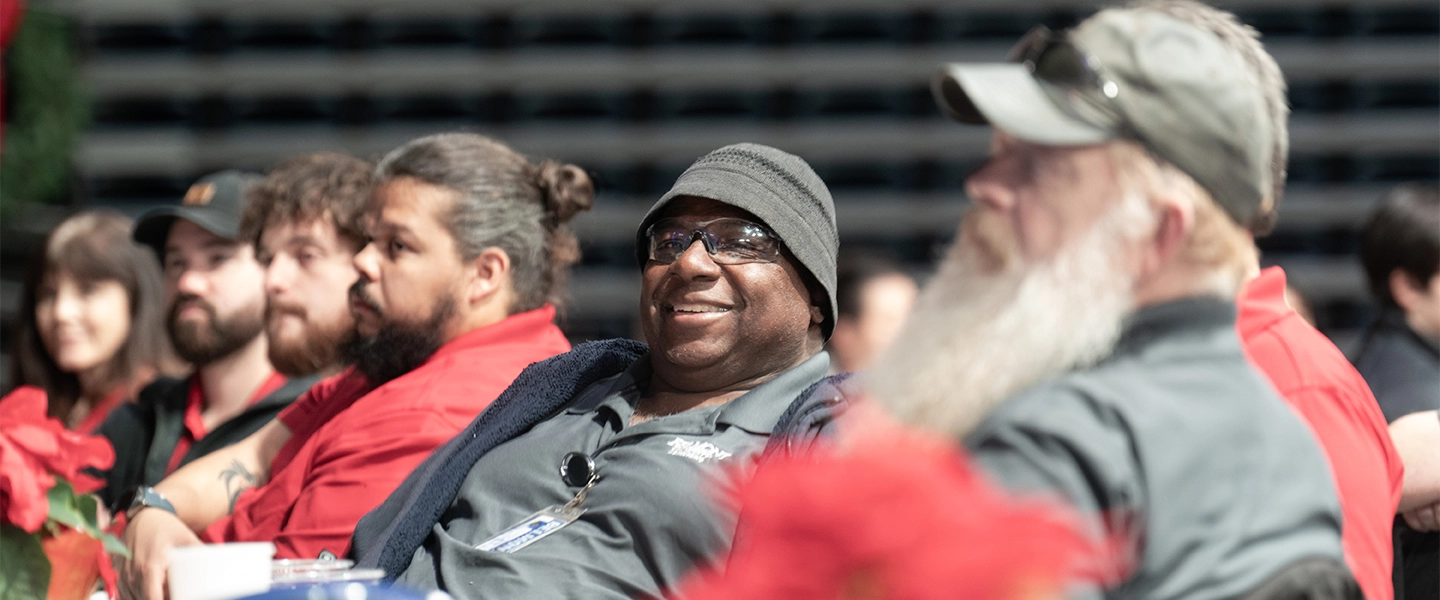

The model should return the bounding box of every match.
[348,280,382,314]
[266,301,307,320]
[170,294,216,320]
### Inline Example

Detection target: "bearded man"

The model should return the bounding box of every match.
[868,2,1351,597]
[98,170,317,512]
[242,153,375,378]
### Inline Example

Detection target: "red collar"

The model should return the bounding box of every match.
[418,304,560,368]
[1237,266,1292,338]
[183,370,288,439]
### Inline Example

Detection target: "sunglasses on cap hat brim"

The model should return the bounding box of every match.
[932,25,1136,148]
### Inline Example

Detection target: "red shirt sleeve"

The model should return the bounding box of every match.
[203,408,462,558]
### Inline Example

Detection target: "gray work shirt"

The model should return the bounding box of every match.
[966,298,1343,600]
[397,352,830,599]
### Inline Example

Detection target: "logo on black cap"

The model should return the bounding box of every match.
[183,183,216,206]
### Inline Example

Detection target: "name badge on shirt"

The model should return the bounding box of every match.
[476,505,584,554]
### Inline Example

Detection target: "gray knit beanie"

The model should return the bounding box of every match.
[635,143,839,340]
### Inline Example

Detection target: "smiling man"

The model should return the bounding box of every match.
[119,134,587,600]
[349,143,849,599]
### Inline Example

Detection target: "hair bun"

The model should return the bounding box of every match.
[536,161,595,224]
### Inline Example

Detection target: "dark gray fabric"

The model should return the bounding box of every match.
[634,143,839,339]
[1352,310,1440,423]
[1234,557,1360,600]
[395,352,829,599]
[352,339,649,577]
[965,297,1344,600]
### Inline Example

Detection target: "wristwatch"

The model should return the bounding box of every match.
[125,486,177,520]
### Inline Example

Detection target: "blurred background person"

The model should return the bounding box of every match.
[1354,182,1440,599]
[1355,183,1440,423]
[828,251,917,373]
[5,209,182,432]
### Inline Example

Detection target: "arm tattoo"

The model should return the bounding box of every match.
[219,459,257,513]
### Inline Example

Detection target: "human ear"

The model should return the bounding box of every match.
[1143,194,1193,276]
[466,247,512,305]
[1389,269,1425,313]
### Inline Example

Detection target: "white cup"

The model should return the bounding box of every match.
[168,542,276,600]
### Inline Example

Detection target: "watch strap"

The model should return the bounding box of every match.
[126,486,176,520]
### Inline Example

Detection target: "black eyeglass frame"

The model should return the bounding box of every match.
[643,217,784,266]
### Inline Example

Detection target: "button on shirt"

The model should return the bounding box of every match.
[397,351,830,599]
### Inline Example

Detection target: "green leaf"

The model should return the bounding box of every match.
[74,493,104,536]
[99,532,130,558]
[46,479,87,530]
[0,523,52,600]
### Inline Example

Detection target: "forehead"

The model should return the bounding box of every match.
[655,196,763,225]
[369,177,457,228]
[260,217,338,247]
[166,218,239,251]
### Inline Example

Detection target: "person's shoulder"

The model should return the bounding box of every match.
[971,376,1115,439]
[134,376,189,409]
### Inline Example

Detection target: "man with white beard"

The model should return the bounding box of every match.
[867,2,1351,597]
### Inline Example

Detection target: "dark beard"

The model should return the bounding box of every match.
[340,296,454,385]
[169,295,265,365]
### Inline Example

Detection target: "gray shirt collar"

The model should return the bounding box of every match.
[1114,296,1235,356]
[565,351,830,435]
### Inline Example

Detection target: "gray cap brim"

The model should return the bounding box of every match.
[932,63,1114,146]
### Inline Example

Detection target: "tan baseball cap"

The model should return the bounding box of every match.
[932,7,1273,228]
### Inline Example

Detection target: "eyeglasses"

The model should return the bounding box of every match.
[1009,25,1127,131]
[644,217,782,265]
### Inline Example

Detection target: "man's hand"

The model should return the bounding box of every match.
[119,508,202,600]
[1402,501,1440,532]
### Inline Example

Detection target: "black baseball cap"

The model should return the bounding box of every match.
[133,170,263,259]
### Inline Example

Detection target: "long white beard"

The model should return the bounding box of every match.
[866,195,1152,438]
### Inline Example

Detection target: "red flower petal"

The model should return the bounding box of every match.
[0,388,118,529]
[674,432,1117,600]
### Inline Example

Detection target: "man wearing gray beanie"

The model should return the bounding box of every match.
[350,143,854,600]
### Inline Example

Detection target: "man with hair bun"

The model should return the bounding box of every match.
[350,142,849,600]
[868,1,1350,597]
[120,134,590,600]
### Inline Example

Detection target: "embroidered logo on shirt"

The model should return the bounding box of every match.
[666,437,733,463]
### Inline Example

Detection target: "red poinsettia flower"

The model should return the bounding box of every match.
[0,387,116,533]
[674,430,1121,600]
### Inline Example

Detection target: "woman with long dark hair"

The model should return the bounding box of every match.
[7,210,183,431]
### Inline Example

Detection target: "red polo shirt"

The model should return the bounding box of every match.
[1238,267,1403,600]
[167,372,287,474]
[200,305,571,559]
